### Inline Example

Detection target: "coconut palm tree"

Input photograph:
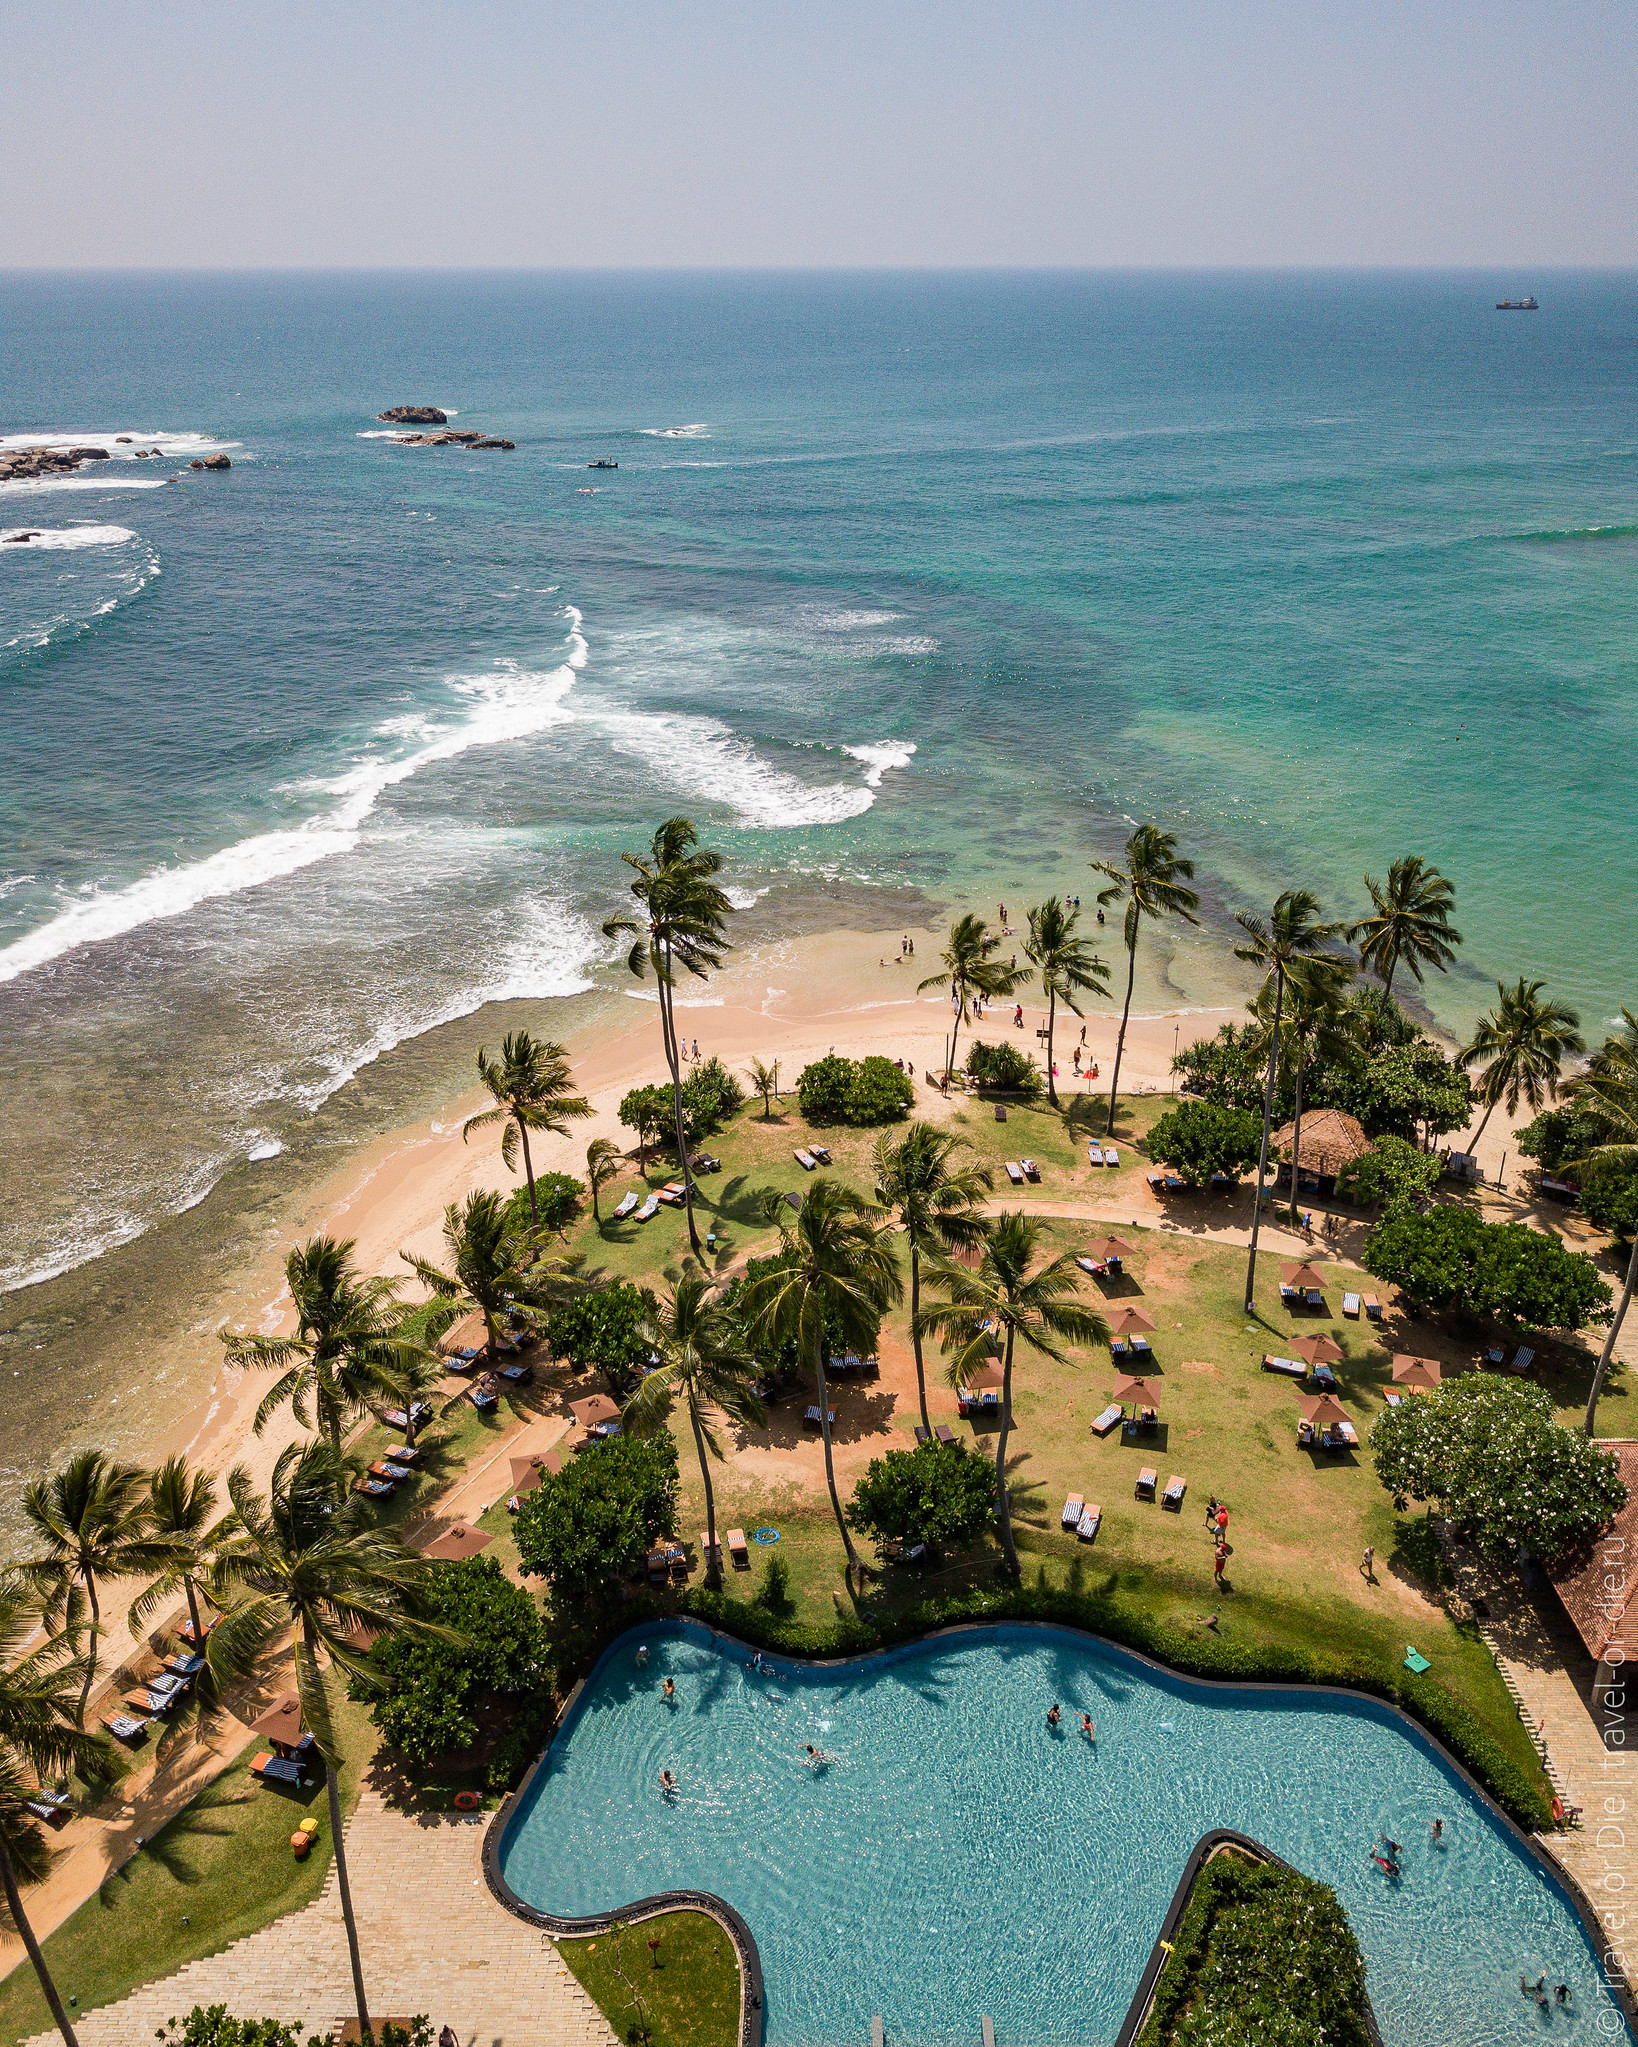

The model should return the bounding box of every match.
[916,1214,1107,1576]
[585,1137,622,1225]
[21,1453,181,1728]
[402,1189,581,1361]
[747,1057,780,1119]
[1570,1023,1638,1435]
[1233,890,1347,1310]
[126,1457,236,1651]
[1022,898,1110,1108]
[222,1236,429,1452]
[208,1441,443,2046]
[1457,978,1585,1155]
[1091,826,1200,1136]
[1347,856,1463,996]
[738,1180,903,1577]
[917,913,1022,1082]
[621,1276,765,1587]
[604,819,736,1259]
[872,1124,994,1436]
[462,1033,592,1228]
[1245,955,1358,1223]
[0,1579,109,2047]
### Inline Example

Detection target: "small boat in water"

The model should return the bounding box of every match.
[588,459,618,469]
[1496,296,1539,311]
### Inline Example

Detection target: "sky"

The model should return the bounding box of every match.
[4,0,1635,268]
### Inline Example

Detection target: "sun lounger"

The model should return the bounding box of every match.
[104,1713,148,1743]
[1135,1467,1158,1500]
[355,1476,395,1497]
[1383,1388,1403,1407]
[165,1652,205,1677]
[1076,1255,1105,1278]
[499,1359,532,1383]
[1511,1346,1536,1374]
[646,1546,669,1584]
[635,1194,660,1222]
[251,1751,308,1786]
[1005,1161,1024,1185]
[1021,1158,1040,1181]
[1341,1292,1360,1318]
[443,1346,481,1373]
[367,1461,403,1483]
[1091,1403,1123,1436]
[1089,1145,1106,1167]
[915,1425,930,1445]
[935,1423,955,1445]
[26,1788,69,1824]
[1110,1336,1129,1359]
[127,1687,174,1716]
[804,1404,837,1428]
[1104,1147,1120,1167]
[1077,1504,1101,1542]
[794,1149,817,1170]
[383,1444,420,1466]
[1485,1344,1505,1365]
[1162,1474,1186,1510]
[1262,1355,1306,1377]
[1404,1646,1432,1675]
[382,1402,431,1433]
[655,1186,683,1206]
[699,1528,720,1562]
[1146,1171,1164,1191]
[809,1145,832,1164]
[1303,1288,1324,1309]
[727,1528,750,1567]
[1363,1294,1383,1320]
[612,1192,639,1220]
[145,1671,189,1700]
[177,1615,220,1647]
[1130,1335,1153,1359]
[470,1388,498,1412]
[1062,1492,1084,1528]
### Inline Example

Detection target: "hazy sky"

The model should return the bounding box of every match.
[6,0,1634,267]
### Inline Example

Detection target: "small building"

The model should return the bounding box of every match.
[1270,1107,1373,1198]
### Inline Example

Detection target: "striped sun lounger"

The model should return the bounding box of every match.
[1088,1145,1106,1166]
[1076,1504,1101,1542]
[636,1194,660,1222]
[1343,1292,1361,1317]
[1091,1403,1123,1436]
[794,1150,817,1170]
[612,1191,639,1220]
[1104,1147,1120,1167]
[1062,1493,1084,1529]
[1005,1161,1025,1185]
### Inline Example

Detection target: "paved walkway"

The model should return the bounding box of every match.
[24,1792,617,2047]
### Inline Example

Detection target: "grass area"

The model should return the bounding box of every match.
[556,1911,740,2047]
[0,1698,376,2043]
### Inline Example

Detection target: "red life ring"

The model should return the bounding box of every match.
[1552,1797,1565,1824]
[454,1790,482,1812]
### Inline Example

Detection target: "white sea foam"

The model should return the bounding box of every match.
[589,706,883,828]
[641,424,711,439]
[724,884,772,909]
[0,524,136,551]
[843,742,917,789]
[0,609,588,986]
[0,429,237,458]
[0,475,172,495]
[246,1139,283,1162]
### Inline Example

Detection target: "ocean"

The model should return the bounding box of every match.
[1,268,1635,1497]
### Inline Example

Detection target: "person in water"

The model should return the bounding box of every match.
[662,1677,676,1701]
[660,1769,677,1794]
[1430,1817,1443,1842]
[1047,1703,1061,1726]
[804,1744,830,1767]
[1081,1713,1095,1741]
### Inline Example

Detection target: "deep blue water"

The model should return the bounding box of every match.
[2,269,1636,1291]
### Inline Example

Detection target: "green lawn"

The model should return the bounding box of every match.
[556,1911,740,2047]
[0,1699,375,2044]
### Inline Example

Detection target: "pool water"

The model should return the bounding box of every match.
[498,1624,1626,2047]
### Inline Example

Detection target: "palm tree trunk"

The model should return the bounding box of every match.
[658,949,704,1258]
[690,1404,722,1588]
[76,1572,100,1729]
[0,1833,78,2047]
[1244,968,1285,1313]
[1465,1095,1500,1157]
[517,1118,540,1227]
[327,1756,372,2045]
[994,1327,1019,1576]
[812,1328,862,1575]
[1287,1054,1305,1226]
[1584,1232,1638,1436]
[1107,940,1137,1136]
[949,983,966,1082]
[1045,987,1058,1108]
[183,1573,203,1648]
[910,1243,931,1436]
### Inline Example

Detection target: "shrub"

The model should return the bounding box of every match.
[846,1440,998,1556]
[1335,1132,1441,1213]
[1364,1203,1612,1331]
[964,1038,1043,1097]
[796,1054,855,1124]
[682,1055,744,1131]
[753,1551,795,1617]
[1581,1159,1638,1245]
[545,1282,651,1373]
[503,1173,584,1234]
[618,1082,678,1152]
[1518,1104,1610,1177]
[514,1431,680,1616]
[355,1555,548,1766]
[796,1053,914,1125]
[156,2011,336,2047]
[1173,1022,1282,1117]
[1370,1376,1628,1564]
[1146,1102,1263,1188]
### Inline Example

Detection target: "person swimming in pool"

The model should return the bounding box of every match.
[1081,1714,1095,1741]
[660,1769,677,1794]
[662,1677,676,1702]
[1047,1703,1061,1726]
[1430,1817,1443,1843]
[804,1744,831,1768]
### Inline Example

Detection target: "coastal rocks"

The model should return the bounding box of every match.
[0,445,110,482]
[377,406,448,425]
[188,454,232,470]
[470,437,515,450]
[2,530,41,543]
[390,429,513,449]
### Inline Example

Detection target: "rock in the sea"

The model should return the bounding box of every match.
[470,438,515,450]
[377,406,448,425]
[2,531,41,543]
[115,436,133,444]
[200,453,232,470]
[0,445,110,480]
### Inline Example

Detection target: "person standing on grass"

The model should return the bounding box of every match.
[1360,1545,1375,1582]
[1213,1544,1227,1589]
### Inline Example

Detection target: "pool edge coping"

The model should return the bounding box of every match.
[482,1614,1636,2045]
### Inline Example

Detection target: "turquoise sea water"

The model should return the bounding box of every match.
[500,1623,1626,2047]
[1,270,1636,1300]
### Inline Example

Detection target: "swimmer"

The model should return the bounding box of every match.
[660,1769,677,1794]
[662,1677,676,1702]
[1047,1703,1061,1726]
[1081,1714,1095,1741]
[1381,1835,1403,1857]
[635,1645,650,1668]
[1430,1817,1443,1842]
[803,1744,830,1768]
[1556,1984,1572,2006]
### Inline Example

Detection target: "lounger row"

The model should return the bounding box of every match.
[915,1424,959,1447]
[1004,1158,1041,1185]
[794,1145,833,1170]
[826,1352,879,1377]
[1135,1469,1186,1509]
[1109,1336,1153,1360]
[1486,1343,1536,1373]
[1076,1254,1124,1278]
[1061,1495,1102,1542]
[1088,1145,1120,1167]
[1341,1292,1383,1318]
[1280,1284,1327,1308]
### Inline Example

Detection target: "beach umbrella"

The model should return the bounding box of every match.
[1391,1354,1442,1385]
[1107,1305,1157,1336]
[1113,1374,1160,1405]
[1280,1261,1332,1291]
[1085,1234,1137,1263]
[1290,1332,1344,1365]
[570,1393,620,1427]
[1297,1393,1352,1430]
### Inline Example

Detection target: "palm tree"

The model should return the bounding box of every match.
[1091,826,1200,1136]
[872,1124,993,1436]
[1570,1022,1638,1435]
[0,1579,109,2047]
[621,1276,765,1587]
[1233,890,1346,1310]
[917,913,1022,1082]
[738,1180,903,1577]
[1022,898,1110,1108]
[462,1032,593,1228]
[22,1453,180,1727]
[127,1457,235,1651]
[209,1441,442,2046]
[1457,978,1585,1155]
[1245,955,1358,1223]
[585,1137,622,1225]
[222,1236,428,1451]
[1347,856,1463,996]
[747,1057,780,1118]
[402,1190,581,1361]
[916,1213,1107,1575]
[604,819,736,1259]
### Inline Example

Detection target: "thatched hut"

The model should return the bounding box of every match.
[1270,1106,1372,1197]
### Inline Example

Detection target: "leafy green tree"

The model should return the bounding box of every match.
[462,1032,592,1228]
[1458,978,1585,1154]
[1022,896,1109,1107]
[964,1039,1044,1097]
[209,1441,441,2044]
[1334,1133,1442,1213]
[513,1433,679,1615]
[873,1123,993,1436]
[1370,1377,1626,1562]
[22,1452,180,1726]
[544,1282,651,1375]
[917,1212,1107,1575]
[356,1555,546,1766]
[796,1054,914,1125]
[0,1580,108,2047]
[127,1456,235,1651]
[222,1235,428,1451]
[1347,855,1462,997]
[682,1055,744,1131]
[846,1440,999,1558]
[1566,1021,1638,1433]
[1363,1204,1611,1331]
[1232,890,1346,1309]
[1581,1161,1638,1246]
[402,1189,579,1360]
[917,912,1024,1081]
[747,1057,780,1118]
[585,1138,622,1225]
[1091,825,1200,1135]
[502,1174,583,1239]
[1321,1040,1473,1149]
[1246,953,1358,1221]
[619,1084,678,1168]
[1172,1021,1279,1117]
[156,2009,336,2047]
[621,1275,764,1586]
[604,818,736,1258]
[1146,1101,1264,1188]
[1518,1104,1610,1177]
[738,1180,904,1576]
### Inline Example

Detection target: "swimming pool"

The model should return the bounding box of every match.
[496,1623,1627,2047]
